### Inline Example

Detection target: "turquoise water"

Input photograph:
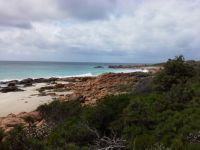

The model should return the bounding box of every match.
[0,61,144,81]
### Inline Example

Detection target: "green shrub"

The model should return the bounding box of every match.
[47,118,95,149]
[38,100,82,123]
[154,55,194,92]
[133,134,156,150]
[123,97,157,129]
[3,125,30,150]
[163,83,194,110]
[82,94,130,134]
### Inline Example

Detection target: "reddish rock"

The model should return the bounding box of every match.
[18,111,41,121]
[60,72,150,104]
[0,111,42,132]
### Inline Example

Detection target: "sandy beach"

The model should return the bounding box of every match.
[0,83,53,117]
[0,80,74,117]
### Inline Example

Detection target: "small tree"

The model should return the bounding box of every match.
[154,55,194,92]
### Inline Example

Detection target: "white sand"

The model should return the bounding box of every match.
[0,83,53,117]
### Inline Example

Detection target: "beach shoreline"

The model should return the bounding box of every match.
[0,66,161,117]
[0,68,158,131]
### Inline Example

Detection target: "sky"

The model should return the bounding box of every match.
[0,0,199,63]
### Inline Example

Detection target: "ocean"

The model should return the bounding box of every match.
[0,61,145,81]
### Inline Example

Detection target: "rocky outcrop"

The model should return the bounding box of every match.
[19,78,33,85]
[0,111,41,132]
[7,82,16,87]
[0,80,24,93]
[0,77,61,93]
[0,86,24,93]
[62,72,150,104]
[36,72,150,104]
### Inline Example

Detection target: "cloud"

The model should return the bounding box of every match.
[0,0,62,28]
[58,0,117,20]
[0,0,118,28]
[0,0,200,62]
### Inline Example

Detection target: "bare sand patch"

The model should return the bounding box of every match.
[0,83,52,117]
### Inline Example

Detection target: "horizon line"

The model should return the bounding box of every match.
[0,59,155,64]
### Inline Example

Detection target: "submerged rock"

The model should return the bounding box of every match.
[94,66,104,68]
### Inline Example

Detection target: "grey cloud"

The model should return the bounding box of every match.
[58,0,117,20]
[0,0,142,29]
[0,0,200,62]
[0,21,32,29]
[0,0,119,29]
[0,0,61,29]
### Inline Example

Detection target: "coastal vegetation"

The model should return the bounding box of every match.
[0,56,200,149]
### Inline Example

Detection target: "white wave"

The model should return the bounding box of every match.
[0,73,96,82]
[112,69,149,73]
[56,73,95,78]
[0,78,22,82]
